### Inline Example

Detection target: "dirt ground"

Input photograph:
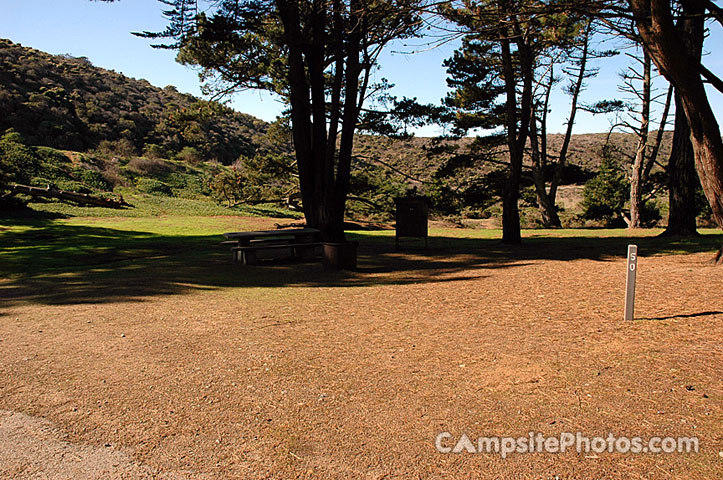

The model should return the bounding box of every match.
[1,227,721,479]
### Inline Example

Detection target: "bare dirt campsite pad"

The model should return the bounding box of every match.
[1,216,722,479]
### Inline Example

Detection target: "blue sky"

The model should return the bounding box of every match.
[2,0,721,136]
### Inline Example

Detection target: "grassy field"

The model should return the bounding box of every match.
[1,199,722,479]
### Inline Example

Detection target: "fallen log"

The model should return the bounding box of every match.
[7,184,132,209]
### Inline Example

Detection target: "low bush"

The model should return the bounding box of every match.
[143,143,168,159]
[175,146,203,164]
[639,200,663,227]
[136,178,173,196]
[97,138,138,157]
[582,156,629,227]
[35,146,70,166]
[127,157,174,177]
[0,130,41,186]
[76,168,112,191]
[100,162,127,190]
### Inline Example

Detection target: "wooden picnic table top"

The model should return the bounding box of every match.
[223,227,320,240]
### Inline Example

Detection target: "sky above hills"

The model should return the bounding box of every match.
[2,0,722,136]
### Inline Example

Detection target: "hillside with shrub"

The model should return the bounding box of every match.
[0,39,274,163]
[352,131,676,226]
[2,38,688,227]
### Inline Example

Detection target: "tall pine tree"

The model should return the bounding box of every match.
[137,0,425,241]
[442,0,584,241]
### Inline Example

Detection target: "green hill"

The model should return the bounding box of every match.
[0,38,271,164]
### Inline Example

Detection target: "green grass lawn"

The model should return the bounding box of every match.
[3,197,722,279]
[1,196,721,308]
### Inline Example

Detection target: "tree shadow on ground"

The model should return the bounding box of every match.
[637,311,723,321]
[1,217,721,309]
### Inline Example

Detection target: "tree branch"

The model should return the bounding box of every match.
[700,63,723,95]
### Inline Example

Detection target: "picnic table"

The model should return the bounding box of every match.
[222,227,322,264]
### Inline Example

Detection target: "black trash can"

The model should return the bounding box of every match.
[394,196,429,250]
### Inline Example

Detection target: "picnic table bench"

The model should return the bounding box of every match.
[222,228,322,265]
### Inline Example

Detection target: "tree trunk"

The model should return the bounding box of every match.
[533,175,561,227]
[499,10,533,245]
[529,110,562,227]
[527,20,591,229]
[630,0,723,262]
[502,179,522,243]
[629,158,644,227]
[6,184,131,209]
[277,0,355,243]
[629,50,651,229]
[661,1,703,237]
[500,31,522,244]
[662,93,699,236]
[278,1,318,232]
[328,0,362,244]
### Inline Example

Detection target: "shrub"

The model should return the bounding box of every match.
[637,200,663,227]
[97,138,138,157]
[78,168,112,191]
[175,146,203,164]
[165,172,189,189]
[423,180,459,215]
[208,153,298,207]
[143,143,167,159]
[582,156,629,227]
[209,169,245,206]
[0,130,41,186]
[460,206,487,219]
[520,185,539,207]
[173,178,210,199]
[55,179,93,194]
[127,157,174,177]
[32,147,70,183]
[100,162,127,190]
[136,178,173,196]
[458,178,495,211]
[35,146,71,165]
[30,177,54,188]
[695,185,716,226]
[520,205,543,228]
[559,208,586,229]
[348,167,406,219]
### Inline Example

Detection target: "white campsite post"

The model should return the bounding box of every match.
[624,244,638,321]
